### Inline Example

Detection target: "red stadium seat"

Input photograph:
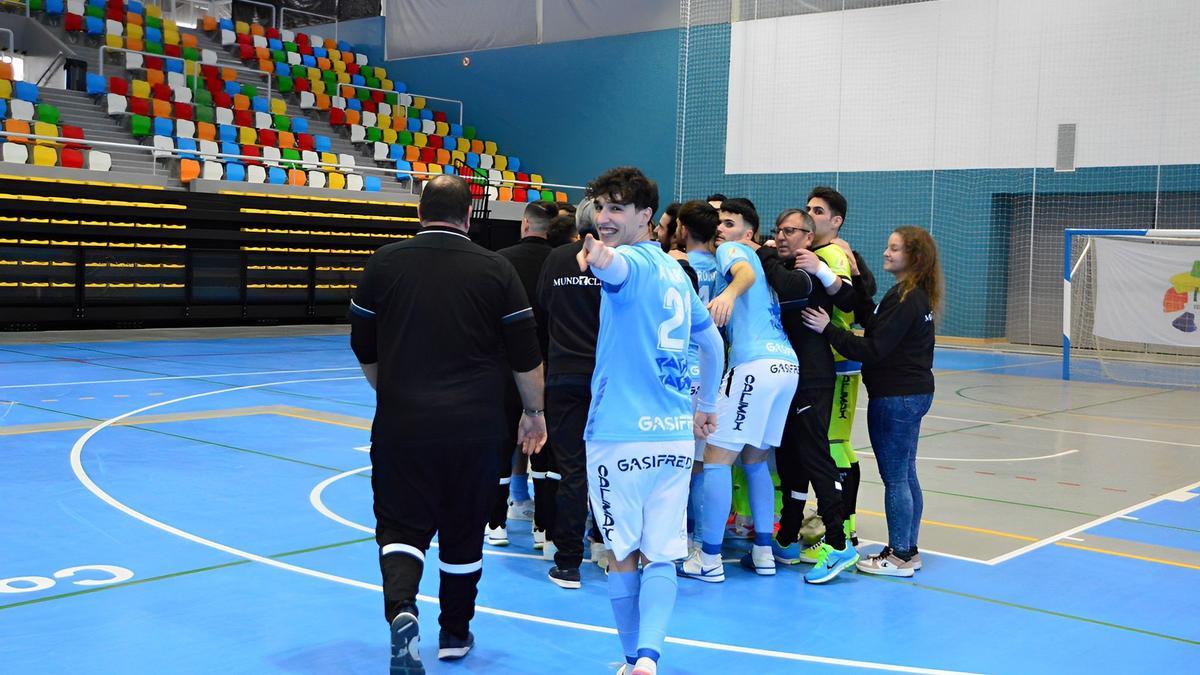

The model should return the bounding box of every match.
[173,103,193,121]
[234,109,252,127]
[152,83,172,101]
[129,97,151,117]
[328,108,345,126]
[108,77,129,97]
[213,92,232,109]
[419,147,436,163]
[296,133,314,151]
[237,44,255,61]
[60,147,84,168]
[145,56,165,71]
[433,111,447,123]
[427,135,442,150]
[61,125,86,148]
[257,129,277,147]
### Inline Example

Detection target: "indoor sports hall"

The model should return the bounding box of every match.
[1,1,1196,673]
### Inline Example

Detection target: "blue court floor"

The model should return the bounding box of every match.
[1,335,1197,673]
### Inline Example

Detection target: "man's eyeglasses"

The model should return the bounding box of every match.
[776,227,813,237]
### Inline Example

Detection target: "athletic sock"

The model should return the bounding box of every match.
[608,570,641,663]
[637,563,677,661]
[743,461,775,547]
[700,463,732,556]
[510,473,531,502]
[687,471,703,540]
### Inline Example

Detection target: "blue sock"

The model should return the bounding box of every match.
[701,463,732,555]
[637,563,677,661]
[608,570,640,662]
[510,474,530,502]
[687,471,703,539]
[744,461,775,546]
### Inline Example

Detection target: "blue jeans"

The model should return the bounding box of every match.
[866,393,933,554]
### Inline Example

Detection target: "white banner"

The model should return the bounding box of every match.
[1093,237,1200,347]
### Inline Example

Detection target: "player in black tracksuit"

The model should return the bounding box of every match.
[755,210,860,573]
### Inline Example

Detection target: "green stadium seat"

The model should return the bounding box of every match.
[182,47,200,62]
[35,104,60,125]
[194,88,212,106]
[272,114,290,131]
[130,114,152,138]
[278,76,293,94]
[242,84,257,98]
[365,127,382,143]
[463,126,476,140]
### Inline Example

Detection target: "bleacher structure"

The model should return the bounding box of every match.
[0,2,569,327]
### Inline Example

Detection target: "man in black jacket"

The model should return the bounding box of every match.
[755,208,861,584]
[488,201,559,549]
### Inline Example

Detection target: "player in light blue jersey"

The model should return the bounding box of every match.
[679,198,800,583]
[579,168,724,675]
[673,200,726,554]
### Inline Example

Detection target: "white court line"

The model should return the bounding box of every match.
[70,377,977,674]
[308,465,547,562]
[856,407,1200,449]
[935,357,1061,374]
[855,537,988,565]
[858,449,1079,463]
[0,366,359,390]
[985,479,1200,565]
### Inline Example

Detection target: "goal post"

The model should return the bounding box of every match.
[1063,228,1200,383]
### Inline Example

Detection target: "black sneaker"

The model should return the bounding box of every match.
[389,611,424,674]
[548,565,582,589]
[437,630,475,661]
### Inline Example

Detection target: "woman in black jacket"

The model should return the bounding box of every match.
[801,226,943,577]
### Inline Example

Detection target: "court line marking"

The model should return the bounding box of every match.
[986,479,1200,565]
[309,465,548,562]
[70,377,976,675]
[934,357,1062,375]
[855,406,1200,449]
[858,449,1079,463]
[0,366,359,390]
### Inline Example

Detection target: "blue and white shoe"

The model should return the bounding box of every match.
[677,548,725,583]
[437,630,475,660]
[772,538,802,565]
[389,611,424,674]
[739,545,776,576]
[803,543,860,585]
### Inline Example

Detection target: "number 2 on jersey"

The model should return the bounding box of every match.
[658,287,686,352]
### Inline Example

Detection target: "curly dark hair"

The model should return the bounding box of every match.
[586,166,659,214]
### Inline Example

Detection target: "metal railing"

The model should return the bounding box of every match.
[280,6,338,42]
[0,130,583,194]
[0,27,13,55]
[317,80,464,127]
[35,51,65,87]
[98,45,272,99]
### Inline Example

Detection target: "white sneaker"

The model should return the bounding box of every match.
[542,539,558,561]
[631,656,657,675]
[507,499,534,521]
[738,544,776,576]
[677,548,725,583]
[590,541,610,573]
[484,525,509,547]
[532,528,546,550]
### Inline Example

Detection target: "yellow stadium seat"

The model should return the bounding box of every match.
[335,73,351,86]
[434,121,448,136]
[127,23,144,41]
[0,80,12,99]
[33,121,58,145]
[130,80,151,99]
[311,80,327,96]
[456,137,470,153]
[493,155,507,171]
[146,3,162,18]
[382,129,398,144]
[164,19,178,31]
[238,126,256,145]
[374,67,387,79]
[32,144,57,166]
[377,114,391,129]
[106,34,123,49]
[234,21,250,35]
[270,98,287,116]
[164,30,181,46]
[531,174,544,188]
[413,132,427,148]
[484,140,497,155]
[332,60,346,74]
[451,150,465,165]
[380,79,393,91]
[306,67,321,81]
[320,151,337,166]
[412,96,426,110]
[502,170,516,184]
[326,171,345,189]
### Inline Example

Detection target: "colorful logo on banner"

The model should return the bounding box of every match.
[1162,260,1200,333]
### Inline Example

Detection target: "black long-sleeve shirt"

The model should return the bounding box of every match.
[824,283,935,397]
[498,236,554,359]
[756,247,857,387]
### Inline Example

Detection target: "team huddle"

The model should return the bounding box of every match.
[353,166,943,675]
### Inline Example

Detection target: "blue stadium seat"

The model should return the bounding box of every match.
[85,16,104,36]
[314,135,332,153]
[508,157,521,172]
[45,0,65,16]
[145,27,163,44]
[406,118,421,132]
[395,160,412,176]
[129,1,144,15]
[86,73,108,97]
[166,59,184,74]
[466,152,479,168]
[268,38,283,51]
[388,144,403,161]
[218,124,236,144]
[350,75,365,87]
[14,82,39,104]
[274,61,289,77]
[220,141,240,157]
[346,98,362,112]
[224,162,246,182]
[418,109,432,121]
[394,81,407,93]
[364,176,381,192]
[337,40,351,52]
[267,166,286,184]
[223,81,241,97]
[312,47,327,59]
[152,117,173,136]
[218,18,234,32]
[0,100,8,120]
[301,55,316,68]
[251,96,269,113]
[450,123,463,137]
[176,137,197,159]
[291,116,308,134]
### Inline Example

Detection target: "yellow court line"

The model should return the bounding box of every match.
[857,509,1039,542]
[1055,542,1200,571]
[272,410,371,431]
